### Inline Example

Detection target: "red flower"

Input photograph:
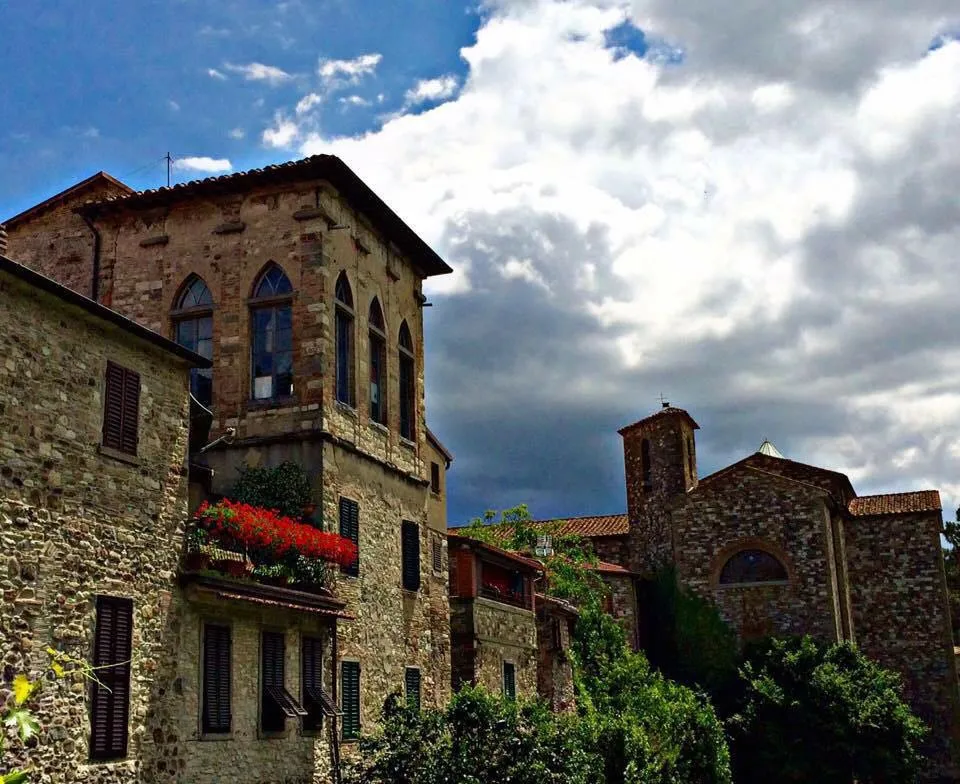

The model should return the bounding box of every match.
[193,500,357,568]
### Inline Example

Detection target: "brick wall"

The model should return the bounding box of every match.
[844,511,960,779]
[672,468,843,643]
[0,269,192,782]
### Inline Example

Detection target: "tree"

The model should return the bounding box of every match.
[944,510,960,642]
[728,636,927,784]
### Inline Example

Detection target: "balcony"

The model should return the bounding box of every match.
[183,499,357,595]
[479,584,530,610]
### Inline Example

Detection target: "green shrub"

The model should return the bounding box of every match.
[728,636,927,784]
[228,461,312,520]
[344,687,599,784]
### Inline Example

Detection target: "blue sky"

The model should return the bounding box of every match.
[2,0,960,528]
[0,0,479,215]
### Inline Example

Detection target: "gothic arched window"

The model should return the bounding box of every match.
[250,263,293,401]
[398,320,415,441]
[718,549,789,585]
[368,297,386,424]
[171,275,214,406]
[335,272,355,407]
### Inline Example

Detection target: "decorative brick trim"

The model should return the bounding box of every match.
[212,221,245,235]
[708,536,797,590]
[139,235,169,247]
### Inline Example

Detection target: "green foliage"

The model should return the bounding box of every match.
[643,567,739,700]
[228,461,313,520]
[461,505,606,606]
[944,511,960,641]
[344,687,599,784]
[728,636,927,784]
[572,603,732,784]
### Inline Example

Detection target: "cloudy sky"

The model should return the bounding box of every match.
[2,0,959,526]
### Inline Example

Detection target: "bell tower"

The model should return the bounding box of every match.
[619,404,699,572]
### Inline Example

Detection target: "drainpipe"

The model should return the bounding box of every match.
[80,212,101,302]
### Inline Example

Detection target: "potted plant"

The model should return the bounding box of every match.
[252,562,293,587]
[184,526,212,571]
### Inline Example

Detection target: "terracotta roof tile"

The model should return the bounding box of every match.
[450,513,629,541]
[447,534,544,572]
[848,491,941,517]
[590,560,636,576]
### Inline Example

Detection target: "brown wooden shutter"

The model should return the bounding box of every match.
[302,636,323,731]
[102,362,140,455]
[89,597,133,760]
[401,521,420,592]
[261,631,285,733]
[120,367,140,455]
[432,536,442,573]
[102,362,125,451]
[202,625,231,734]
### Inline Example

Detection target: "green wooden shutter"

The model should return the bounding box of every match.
[89,597,133,760]
[339,498,360,576]
[202,624,231,734]
[503,662,516,701]
[404,667,421,711]
[341,661,361,740]
[401,520,420,592]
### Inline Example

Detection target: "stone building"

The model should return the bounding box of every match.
[3,155,455,779]
[0,252,208,780]
[526,404,960,779]
[448,534,542,699]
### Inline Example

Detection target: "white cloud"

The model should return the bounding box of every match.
[228,127,246,140]
[207,68,227,80]
[262,1,960,516]
[224,61,293,85]
[173,157,233,174]
[404,75,459,106]
[317,53,382,87]
[296,93,323,115]
[167,100,180,112]
[262,115,300,148]
[339,95,371,108]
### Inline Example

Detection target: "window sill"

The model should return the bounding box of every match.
[340,736,360,745]
[198,731,234,742]
[335,401,358,417]
[369,421,389,435]
[258,729,290,740]
[399,437,416,450]
[246,396,297,412]
[401,587,421,597]
[98,444,141,466]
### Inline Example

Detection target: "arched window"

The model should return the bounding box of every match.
[368,297,386,424]
[250,263,293,401]
[171,275,214,406]
[640,438,652,491]
[686,436,695,478]
[398,321,415,441]
[335,272,355,407]
[719,549,789,586]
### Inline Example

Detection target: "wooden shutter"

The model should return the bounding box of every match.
[401,521,420,592]
[261,631,286,732]
[341,661,361,740]
[102,362,139,455]
[302,636,323,731]
[120,367,140,455]
[431,535,442,573]
[89,597,133,760]
[503,662,516,701]
[202,624,231,734]
[404,667,421,711]
[339,498,359,576]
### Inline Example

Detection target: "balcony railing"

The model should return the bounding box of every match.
[479,584,530,609]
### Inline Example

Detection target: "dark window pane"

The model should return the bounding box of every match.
[177,276,213,309]
[197,315,213,341]
[335,272,353,308]
[254,265,293,298]
[719,549,788,585]
[336,309,354,406]
[370,332,385,423]
[176,320,196,350]
[192,369,213,407]
[368,297,384,331]
[399,354,415,440]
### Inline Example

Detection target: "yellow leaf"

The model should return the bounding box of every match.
[50,661,65,678]
[12,674,35,706]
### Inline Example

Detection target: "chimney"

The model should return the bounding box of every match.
[0,224,7,256]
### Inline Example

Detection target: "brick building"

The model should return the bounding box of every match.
[3,156,455,781]
[525,404,960,779]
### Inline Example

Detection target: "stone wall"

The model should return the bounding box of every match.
[174,593,336,784]
[472,597,538,699]
[535,608,575,712]
[620,410,698,574]
[671,468,842,643]
[602,573,640,650]
[0,270,192,781]
[322,445,450,732]
[844,510,960,778]
[4,177,131,296]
